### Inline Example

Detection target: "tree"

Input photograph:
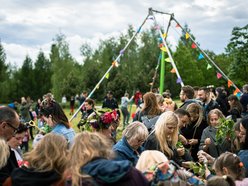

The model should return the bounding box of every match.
[226,24,248,86]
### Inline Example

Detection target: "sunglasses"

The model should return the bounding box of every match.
[6,122,19,135]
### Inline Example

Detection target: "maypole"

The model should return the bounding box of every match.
[150,8,184,87]
[69,12,151,122]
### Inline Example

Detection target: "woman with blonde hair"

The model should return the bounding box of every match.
[69,132,149,186]
[113,121,148,166]
[133,92,162,122]
[144,111,179,162]
[181,103,208,161]
[0,139,10,169]
[3,133,68,186]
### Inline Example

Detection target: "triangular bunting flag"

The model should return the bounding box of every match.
[149,82,153,86]
[162,33,167,38]
[176,77,182,84]
[236,92,241,98]
[198,53,204,60]
[160,47,167,52]
[96,84,100,89]
[165,58,171,62]
[159,43,163,48]
[217,72,222,79]
[112,61,119,67]
[185,32,190,39]
[105,73,109,79]
[228,80,233,88]
[170,68,176,73]
[207,64,212,70]
[191,43,197,49]
[233,88,240,96]
[176,24,180,28]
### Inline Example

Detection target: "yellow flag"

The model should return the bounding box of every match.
[185,32,190,39]
[165,58,171,62]
[160,47,166,52]
[162,33,167,38]
[105,73,109,79]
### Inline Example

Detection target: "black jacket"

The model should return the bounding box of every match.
[0,148,18,185]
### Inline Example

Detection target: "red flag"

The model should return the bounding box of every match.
[176,24,180,28]
[191,43,197,49]
[217,72,222,79]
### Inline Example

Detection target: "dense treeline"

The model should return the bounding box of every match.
[0,24,247,103]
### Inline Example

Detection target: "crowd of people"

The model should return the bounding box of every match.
[1,84,248,186]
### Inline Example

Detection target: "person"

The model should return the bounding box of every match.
[179,85,201,109]
[228,94,242,122]
[102,91,118,110]
[136,150,204,186]
[181,103,208,161]
[7,123,29,166]
[82,108,120,144]
[155,94,164,111]
[133,92,162,131]
[239,117,248,174]
[144,111,189,166]
[77,98,95,130]
[113,121,148,166]
[210,152,248,186]
[0,139,10,169]
[197,87,220,119]
[69,131,149,186]
[199,109,231,158]
[3,133,69,186]
[206,175,235,186]
[0,107,20,185]
[69,95,75,115]
[61,95,67,108]
[120,93,133,129]
[215,87,229,116]
[240,84,248,117]
[174,108,191,145]
[20,97,33,140]
[40,101,75,147]
[134,89,142,108]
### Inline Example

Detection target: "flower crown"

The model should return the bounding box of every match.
[82,108,120,131]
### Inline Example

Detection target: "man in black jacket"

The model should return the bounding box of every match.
[0,107,20,185]
[102,91,119,110]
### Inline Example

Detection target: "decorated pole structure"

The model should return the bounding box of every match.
[150,8,184,87]
[159,51,165,94]
[172,17,241,93]
[69,12,151,122]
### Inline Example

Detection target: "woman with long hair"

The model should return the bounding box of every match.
[144,111,180,163]
[133,92,162,122]
[181,103,208,161]
[40,101,75,146]
[69,132,149,186]
[3,133,69,186]
[228,94,243,122]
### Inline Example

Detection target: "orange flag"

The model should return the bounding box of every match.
[228,80,233,88]
[170,68,176,73]
[233,88,240,95]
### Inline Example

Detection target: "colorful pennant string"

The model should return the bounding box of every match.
[112,61,119,67]
[233,88,240,96]
[207,64,212,70]
[119,49,125,55]
[162,33,167,38]
[159,43,164,48]
[176,23,181,28]
[198,53,204,60]
[105,73,109,79]
[160,47,167,52]
[176,77,182,84]
[217,72,222,79]
[165,58,171,62]
[228,80,233,88]
[191,43,197,49]
[170,68,176,73]
[185,32,190,39]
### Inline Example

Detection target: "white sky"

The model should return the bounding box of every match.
[0,0,247,67]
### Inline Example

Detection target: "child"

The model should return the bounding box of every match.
[199,109,231,158]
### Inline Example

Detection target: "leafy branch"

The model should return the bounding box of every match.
[215,118,235,145]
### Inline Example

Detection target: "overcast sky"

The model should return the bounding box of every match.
[0,0,247,67]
